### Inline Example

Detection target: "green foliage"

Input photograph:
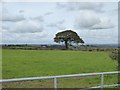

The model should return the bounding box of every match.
[109,51,118,61]
[54,30,84,49]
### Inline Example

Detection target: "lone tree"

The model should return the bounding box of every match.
[54,30,84,49]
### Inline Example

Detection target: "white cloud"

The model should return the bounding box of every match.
[15,32,47,43]
[30,15,44,22]
[2,15,25,22]
[2,27,47,44]
[56,2,103,12]
[74,11,100,29]
[91,17,115,29]
[74,11,114,30]
[12,20,43,33]
[2,25,9,30]
[1,8,25,22]
[76,28,118,44]
[2,2,117,44]
[19,10,24,13]
[47,20,66,30]
[44,12,53,16]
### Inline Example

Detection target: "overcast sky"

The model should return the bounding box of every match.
[1,2,118,44]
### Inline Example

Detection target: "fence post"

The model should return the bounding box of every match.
[101,72,104,89]
[54,77,57,90]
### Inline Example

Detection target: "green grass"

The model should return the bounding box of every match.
[0,48,2,79]
[2,49,118,88]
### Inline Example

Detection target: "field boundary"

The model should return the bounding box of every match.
[0,71,120,89]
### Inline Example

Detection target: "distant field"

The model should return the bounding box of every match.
[2,49,118,88]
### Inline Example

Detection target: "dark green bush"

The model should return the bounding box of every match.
[109,51,118,61]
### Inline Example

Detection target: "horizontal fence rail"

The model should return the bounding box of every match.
[0,71,120,89]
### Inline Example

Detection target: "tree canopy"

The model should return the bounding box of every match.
[54,30,84,49]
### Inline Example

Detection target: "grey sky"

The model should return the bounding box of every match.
[1,2,118,44]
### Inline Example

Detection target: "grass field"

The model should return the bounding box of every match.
[2,49,118,88]
[0,48,2,79]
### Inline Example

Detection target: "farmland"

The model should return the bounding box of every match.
[2,49,118,88]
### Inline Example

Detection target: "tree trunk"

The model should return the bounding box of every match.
[65,40,68,49]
